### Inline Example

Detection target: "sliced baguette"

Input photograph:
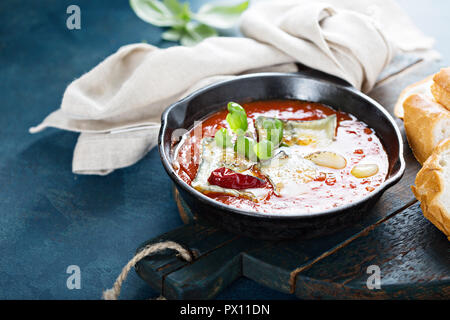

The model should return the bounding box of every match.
[394,75,434,119]
[431,67,450,111]
[412,138,450,240]
[403,94,450,164]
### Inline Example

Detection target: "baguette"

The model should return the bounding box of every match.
[431,67,450,111]
[403,94,450,164]
[394,75,434,119]
[412,138,450,240]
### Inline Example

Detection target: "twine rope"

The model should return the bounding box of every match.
[102,241,193,300]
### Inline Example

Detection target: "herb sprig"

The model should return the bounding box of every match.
[130,0,249,46]
[215,102,282,161]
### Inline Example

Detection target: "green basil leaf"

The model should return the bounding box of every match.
[227,101,246,115]
[179,2,191,22]
[180,22,218,46]
[163,0,191,22]
[226,113,242,133]
[254,140,275,160]
[130,0,183,27]
[194,0,249,29]
[226,102,248,133]
[214,128,233,149]
[163,0,183,14]
[234,136,257,161]
[161,27,183,41]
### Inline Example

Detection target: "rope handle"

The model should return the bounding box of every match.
[102,241,194,300]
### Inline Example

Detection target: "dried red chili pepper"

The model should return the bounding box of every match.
[208,167,266,190]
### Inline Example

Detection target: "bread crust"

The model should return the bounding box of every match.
[431,67,450,111]
[412,138,450,240]
[433,67,450,91]
[394,75,433,119]
[403,94,450,164]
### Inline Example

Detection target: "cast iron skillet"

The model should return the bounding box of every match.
[158,70,405,240]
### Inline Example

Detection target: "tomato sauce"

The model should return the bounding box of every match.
[172,100,389,214]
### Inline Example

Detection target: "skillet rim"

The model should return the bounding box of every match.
[158,72,406,220]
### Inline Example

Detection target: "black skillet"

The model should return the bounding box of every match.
[158,69,405,240]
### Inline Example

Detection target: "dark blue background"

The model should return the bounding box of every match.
[0,0,447,299]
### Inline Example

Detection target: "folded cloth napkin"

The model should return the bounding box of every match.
[30,0,433,175]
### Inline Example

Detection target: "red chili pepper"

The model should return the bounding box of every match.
[208,167,266,190]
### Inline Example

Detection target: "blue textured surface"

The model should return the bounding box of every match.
[0,0,447,300]
[0,0,295,300]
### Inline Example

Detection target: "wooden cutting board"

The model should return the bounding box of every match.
[135,53,450,299]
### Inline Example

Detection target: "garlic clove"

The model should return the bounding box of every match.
[305,151,347,169]
[351,164,379,178]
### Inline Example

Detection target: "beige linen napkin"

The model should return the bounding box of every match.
[30,0,433,175]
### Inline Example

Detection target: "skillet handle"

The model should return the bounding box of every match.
[295,64,353,88]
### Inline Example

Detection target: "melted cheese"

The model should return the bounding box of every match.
[258,148,318,197]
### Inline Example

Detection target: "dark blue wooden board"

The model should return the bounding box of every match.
[137,199,449,299]
[295,203,450,299]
